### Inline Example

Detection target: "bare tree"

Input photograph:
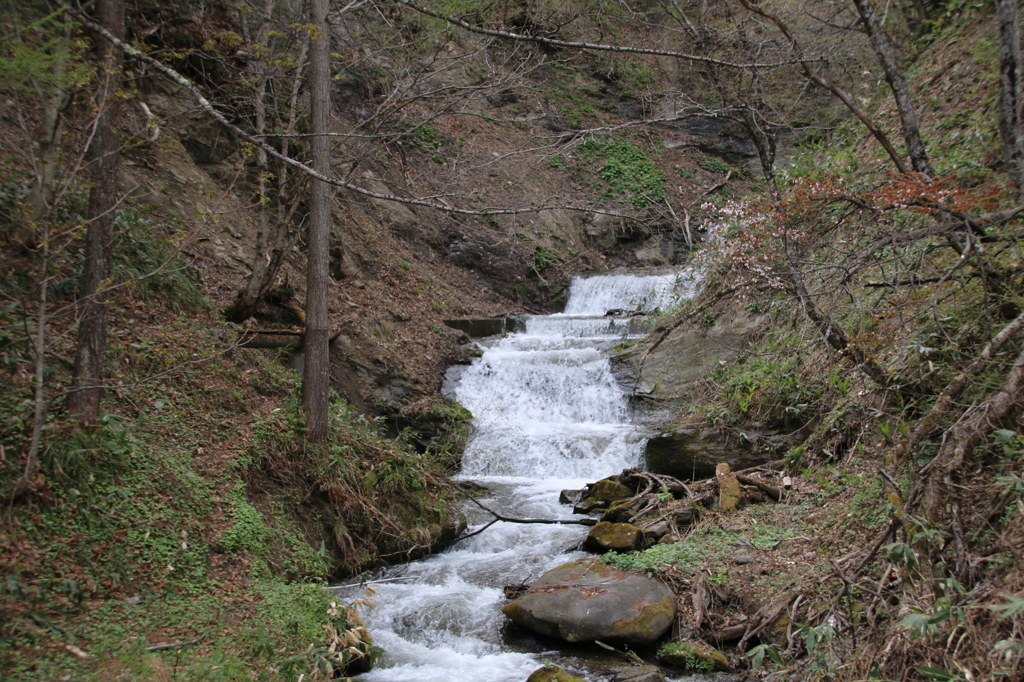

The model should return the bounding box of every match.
[67,0,124,421]
[851,0,933,176]
[303,0,332,442]
[224,1,308,324]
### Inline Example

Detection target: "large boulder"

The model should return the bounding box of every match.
[502,559,676,646]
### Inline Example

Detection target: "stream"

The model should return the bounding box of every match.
[347,270,696,682]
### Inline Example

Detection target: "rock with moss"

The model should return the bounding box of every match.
[573,477,633,513]
[656,639,729,672]
[601,497,642,523]
[613,665,667,682]
[715,462,744,511]
[502,559,676,646]
[526,664,589,682]
[585,521,643,552]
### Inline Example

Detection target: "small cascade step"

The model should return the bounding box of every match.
[351,270,691,682]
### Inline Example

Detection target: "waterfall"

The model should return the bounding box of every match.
[347,270,690,682]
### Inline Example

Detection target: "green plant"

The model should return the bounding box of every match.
[534,244,558,271]
[578,136,666,206]
[746,643,783,670]
[409,122,442,151]
[697,155,731,175]
[656,641,716,672]
[220,488,272,556]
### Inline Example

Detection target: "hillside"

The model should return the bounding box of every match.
[1,0,1023,680]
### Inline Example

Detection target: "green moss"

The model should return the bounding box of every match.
[657,640,728,672]
[527,664,589,682]
[696,154,732,175]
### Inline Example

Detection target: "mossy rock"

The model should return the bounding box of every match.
[590,478,632,502]
[601,498,639,523]
[585,521,642,552]
[715,463,744,511]
[527,664,589,682]
[575,478,633,512]
[656,639,729,672]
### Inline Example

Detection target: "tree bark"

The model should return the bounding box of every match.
[303,0,332,442]
[12,255,50,499]
[852,0,933,176]
[997,0,1024,192]
[67,0,124,421]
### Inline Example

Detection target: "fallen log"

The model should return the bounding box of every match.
[736,474,782,501]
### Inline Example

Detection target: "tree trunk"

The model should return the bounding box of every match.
[67,0,124,421]
[997,0,1024,192]
[852,0,933,176]
[740,108,779,199]
[12,252,51,499]
[224,0,291,324]
[26,19,70,226]
[303,0,332,442]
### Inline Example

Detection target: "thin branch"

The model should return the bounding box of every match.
[397,0,810,70]
[455,493,595,541]
[146,636,207,652]
[66,9,636,222]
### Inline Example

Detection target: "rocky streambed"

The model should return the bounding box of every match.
[342,270,789,682]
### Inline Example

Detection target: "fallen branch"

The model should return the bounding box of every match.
[737,592,799,653]
[147,636,207,652]
[909,336,1024,519]
[687,170,733,209]
[896,309,1024,465]
[456,494,596,541]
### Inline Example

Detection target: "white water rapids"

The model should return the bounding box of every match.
[347,270,697,682]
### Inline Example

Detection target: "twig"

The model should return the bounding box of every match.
[849,517,900,581]
[147,636,207,652]
[454,493,595,542]
[950,504,968,580]
[879,469,902,494]
[687,170,733,208]
[594,639,644,665]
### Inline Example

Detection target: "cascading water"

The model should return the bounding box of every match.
[347,269,695,682]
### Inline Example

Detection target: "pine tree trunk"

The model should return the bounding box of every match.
[852,0,933,176]
[997,0,1024,192]
[303,0,332,442]
[67,0,124,421]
